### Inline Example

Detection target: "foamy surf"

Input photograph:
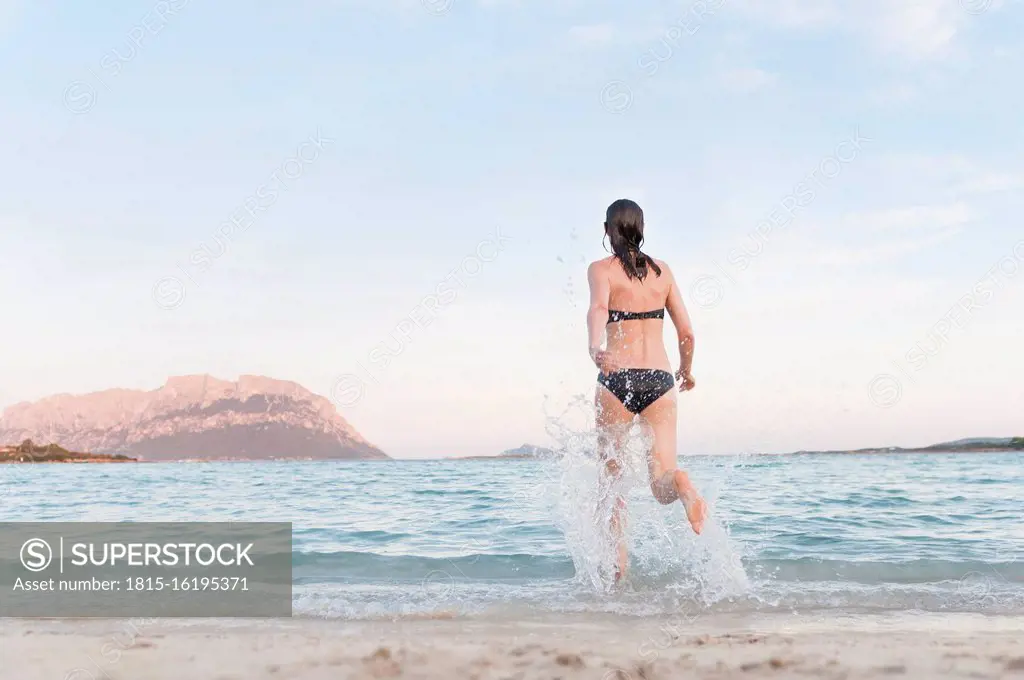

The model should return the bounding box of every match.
[544,393,752,602]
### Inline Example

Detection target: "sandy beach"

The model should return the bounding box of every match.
[5,612,1023,680]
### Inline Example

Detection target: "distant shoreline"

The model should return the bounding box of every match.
[450,444,1024,460]
[453,437,1024,460]
[4,438,1020,463]
[1,440,136,464]
[3,449,1019,463]
[784,443,1023,455]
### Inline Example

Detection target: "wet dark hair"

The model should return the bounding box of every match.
[605,199,662,281]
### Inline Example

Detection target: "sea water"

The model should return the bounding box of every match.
[2,451,1021,619]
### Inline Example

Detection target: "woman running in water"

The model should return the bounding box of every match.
[587,198,708,581]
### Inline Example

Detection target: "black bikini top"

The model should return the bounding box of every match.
[607,309,665,324]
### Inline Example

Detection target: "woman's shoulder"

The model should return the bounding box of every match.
[587,256,616,271]
[649,257,674,276]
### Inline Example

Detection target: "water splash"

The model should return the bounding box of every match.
[541,394,753,606]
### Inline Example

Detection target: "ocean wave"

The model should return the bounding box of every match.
[752,558,1024,584]
[290,549,1024,585]
[291,576,1024,620]
[292,550,576,583]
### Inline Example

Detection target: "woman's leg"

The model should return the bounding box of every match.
[639,392,707,535]
[596,384,633,581]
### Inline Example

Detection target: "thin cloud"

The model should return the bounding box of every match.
[0,0,21,33]
[867,83,920,106]
[567,22,616,47]
[727,0,842,28]
[871,154,1024,198]
[727,0,1006,61]
[955,172,1024,195]
[870,0,960,60]
[841,202,976,233]
[719,67,779,93]
[812,226,963,266]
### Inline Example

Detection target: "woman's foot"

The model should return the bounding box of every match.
[681,494,707,534]
[672,470,707,534]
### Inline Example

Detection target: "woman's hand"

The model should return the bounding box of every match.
[676,369,696,392]
[590,347,621,376]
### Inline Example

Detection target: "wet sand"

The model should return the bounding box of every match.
[5,612,1024,679]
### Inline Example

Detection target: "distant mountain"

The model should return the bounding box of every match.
[500,444,554,458]
[0,375,388,461]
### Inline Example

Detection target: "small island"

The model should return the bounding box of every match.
[0,439,137,464]
[454,444,556,460]
[500,444,555,458]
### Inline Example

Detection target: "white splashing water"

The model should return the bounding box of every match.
[542,394,753,610]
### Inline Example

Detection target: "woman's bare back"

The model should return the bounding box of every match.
[593,255,674,371]
[599,255,673,311]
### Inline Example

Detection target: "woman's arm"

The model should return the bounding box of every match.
[586,262,619,373]
[587,262,610,359]
[664,265,696,390]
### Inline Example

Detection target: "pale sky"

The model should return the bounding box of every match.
[1,0,1022,458]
